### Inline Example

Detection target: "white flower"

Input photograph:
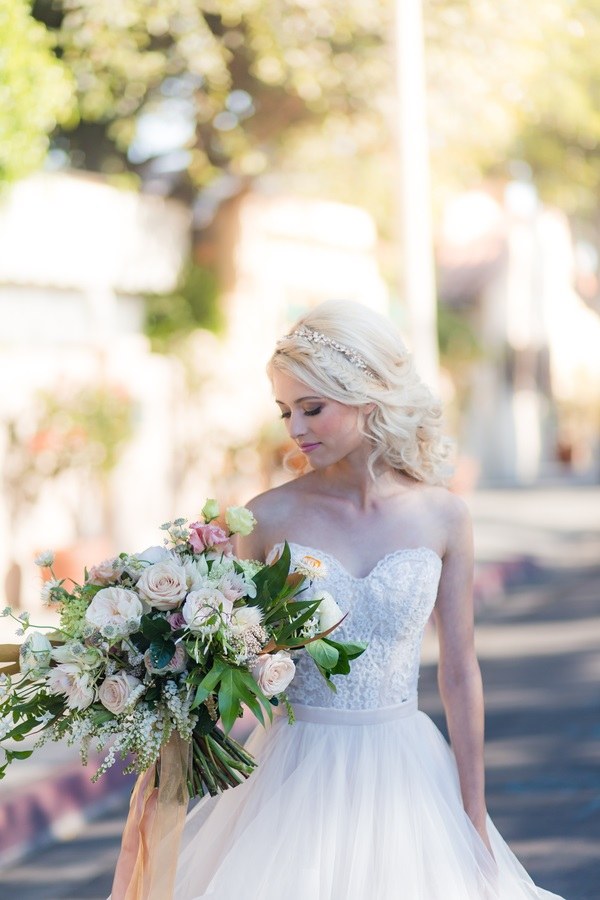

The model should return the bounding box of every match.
[34,550,55,568]
[0,714,14,740]
[183,588,233,634]
[218,571,256,602]
[134,545,175,566]
[230,605,264,635]
[251,651,295,698]
[183,558,209,592]
[136,561,188,610]
[295,554,327,580]
[51,641,103,668]
[225,506,256,536]
[40,578,62,605]
[85,587,143,639]
[19,632,53,678]
[98,672,143,714]
[314,590,344,632]
[86,557,125,586]
[46,664,96,710]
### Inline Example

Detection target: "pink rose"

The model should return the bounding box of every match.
[144,643,188,675]
[189,522,233,555]
[87,557,125,586]
[167,611,187,630]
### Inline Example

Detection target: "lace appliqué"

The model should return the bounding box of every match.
[271,542,442,711]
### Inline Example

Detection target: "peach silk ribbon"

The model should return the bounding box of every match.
[0,644,20,675]
[110,731,191,900]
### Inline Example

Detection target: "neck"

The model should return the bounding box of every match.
[311,451,406,511]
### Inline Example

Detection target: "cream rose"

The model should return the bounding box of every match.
[136,561,188,610]
[183,588,233,634]
[225,506,256,536]
[251,651,295,698]
[98,672,142,714]
[46,664,95,710]
[85,586,143,639]
[315,591,344,632]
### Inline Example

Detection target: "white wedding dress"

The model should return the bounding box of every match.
[174,542,565,899]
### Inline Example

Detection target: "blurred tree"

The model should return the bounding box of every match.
[18,0,600,222]
[144,260,222,350]
[0,0,74,184]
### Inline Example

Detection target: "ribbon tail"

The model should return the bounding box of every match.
[111,764,158,900]
[145,731,191,899]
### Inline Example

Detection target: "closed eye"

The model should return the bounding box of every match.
[279,406,322,420]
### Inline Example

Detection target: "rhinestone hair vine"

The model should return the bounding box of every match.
[277,325,378,380]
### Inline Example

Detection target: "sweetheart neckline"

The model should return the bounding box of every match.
[271,541,443,582]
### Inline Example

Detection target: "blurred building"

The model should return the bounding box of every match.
[0,174,387,618]
[0,172,191,614]
[438,183,600,485]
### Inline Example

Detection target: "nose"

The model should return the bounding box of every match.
[288,410,307,440]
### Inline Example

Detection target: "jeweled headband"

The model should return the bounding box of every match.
[276,325,378,380]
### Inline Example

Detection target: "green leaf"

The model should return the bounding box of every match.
[234,670,273,723]
[305,639,339,670]
[149,638,175,670]
[251,542,292,606]
[141,615,171,641]
[194,704,217,736]
[7,749,33,761]
[325,638,367,660]
[191,659,228,709]
[218,669,242,734]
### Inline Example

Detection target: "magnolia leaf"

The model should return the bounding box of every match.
[149,638,175,670]
[306,639,339,670]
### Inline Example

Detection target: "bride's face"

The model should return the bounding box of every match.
[272,371,370,468]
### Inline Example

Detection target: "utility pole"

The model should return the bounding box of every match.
[394,0,439,389]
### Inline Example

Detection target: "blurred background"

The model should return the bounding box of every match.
[0,2,599,896]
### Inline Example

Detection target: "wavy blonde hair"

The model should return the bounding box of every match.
[267,300,453,486]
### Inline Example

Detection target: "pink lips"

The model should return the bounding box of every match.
[299,443,320,453]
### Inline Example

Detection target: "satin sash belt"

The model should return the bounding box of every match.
[275,697,418,725]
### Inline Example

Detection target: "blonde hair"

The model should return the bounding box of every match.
[268,300,453,486]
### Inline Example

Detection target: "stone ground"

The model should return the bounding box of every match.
[0,485,598,899]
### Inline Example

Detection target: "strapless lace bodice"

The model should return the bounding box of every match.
[270,542,442,711]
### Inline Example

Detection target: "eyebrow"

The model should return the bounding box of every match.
[275,395,324,406]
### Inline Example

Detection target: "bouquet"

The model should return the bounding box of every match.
[0,500,366,798]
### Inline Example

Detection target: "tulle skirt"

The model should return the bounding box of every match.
[174,700,564,899]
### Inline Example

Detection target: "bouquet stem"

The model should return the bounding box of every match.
[189,727,257,797]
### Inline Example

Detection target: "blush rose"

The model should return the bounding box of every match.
[251,651,295,698]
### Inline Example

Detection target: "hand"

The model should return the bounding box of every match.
[466,808,495,861]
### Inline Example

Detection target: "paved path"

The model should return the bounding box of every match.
[0,485,598,899]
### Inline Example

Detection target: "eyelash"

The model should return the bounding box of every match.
[279,406,322,420]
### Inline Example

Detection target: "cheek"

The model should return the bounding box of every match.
[322,408,360,439]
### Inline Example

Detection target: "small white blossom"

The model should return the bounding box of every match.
[34,550,55,568]
[41,578,62,605]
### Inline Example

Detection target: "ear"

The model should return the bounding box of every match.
[362,402,376,415]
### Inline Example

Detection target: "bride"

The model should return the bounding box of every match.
[172,299,564,899]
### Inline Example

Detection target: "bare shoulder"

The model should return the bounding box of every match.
[238,478,308,560]
[413,483,472,557]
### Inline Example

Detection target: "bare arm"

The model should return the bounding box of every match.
[433,496,492,852]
